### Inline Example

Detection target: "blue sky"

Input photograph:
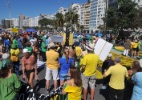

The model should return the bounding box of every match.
[0,0,87,21]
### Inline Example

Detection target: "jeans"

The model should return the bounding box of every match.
[109,86,124,100]
[13,61,19,75]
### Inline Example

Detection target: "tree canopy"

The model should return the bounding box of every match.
[104,0,138,34]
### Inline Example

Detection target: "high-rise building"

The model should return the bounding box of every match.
[89,0,106,32]
[19,14,25,29]
[80,2,91,32]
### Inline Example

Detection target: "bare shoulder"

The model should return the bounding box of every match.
[30,54,35,59]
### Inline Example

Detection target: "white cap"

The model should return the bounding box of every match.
[108,53,112,57]
[23,48,29,53]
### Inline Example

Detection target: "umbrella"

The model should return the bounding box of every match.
[26,28,36,32]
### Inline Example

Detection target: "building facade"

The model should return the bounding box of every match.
[89,0,106,32]
[80,2,91,32]
[19,14,25,29]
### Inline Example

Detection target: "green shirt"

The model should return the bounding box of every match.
[41,42,47,52]
[12,39,18,47]
[0,74,21,100]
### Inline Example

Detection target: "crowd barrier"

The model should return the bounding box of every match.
[17,82,65,100]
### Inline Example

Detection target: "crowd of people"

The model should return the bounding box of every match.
[0,31,142,100]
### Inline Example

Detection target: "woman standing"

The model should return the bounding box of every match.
[59,48,74,86]
[0,59,21,100]
[62,66,82,100]
[131,61,142,100]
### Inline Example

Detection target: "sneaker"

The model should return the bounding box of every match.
[102,85,106,89]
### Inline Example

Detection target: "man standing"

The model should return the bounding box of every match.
[104,57,128,100]
[22,48,38,88]
[81,43,99,100]
[123,39,131,56]
[102,53,114,89]
[45,43,59,94]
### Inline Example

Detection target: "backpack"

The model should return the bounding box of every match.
[10,49,20,62]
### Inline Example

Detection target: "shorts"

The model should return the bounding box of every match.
[133,48,138,51]
[45,67,59,80]
[81,74,96,89]
[59,74,70,81]
[25,69,35,80]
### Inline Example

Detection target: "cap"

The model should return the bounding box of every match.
[108,53,112,57]
[23,48,29,53]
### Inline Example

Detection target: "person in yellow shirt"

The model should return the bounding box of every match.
[81,43,99,100]
[10,44,20,75]
[132,40,138,57]
[62,66,82,100]
[45,43,59,94]
[104,57,128,100]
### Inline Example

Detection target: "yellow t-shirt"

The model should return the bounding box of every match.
[64,85,82,100]
[75,46,82,57]
[105,64,128,89]
[46,49,59,70]
[10,49,20,62]
[82,53,99,76]
[133,42,138,48]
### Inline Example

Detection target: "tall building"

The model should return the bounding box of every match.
[89,0,106,32]
[12,18,19,28]
[1,19,11,28]
[80,2,91,32]
[19,14,25,29]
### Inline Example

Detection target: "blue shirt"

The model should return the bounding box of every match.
[131,72,142,100]
[4,39,10,46]
[59,57,74,75]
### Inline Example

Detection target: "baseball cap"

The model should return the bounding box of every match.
[23,48,29,53]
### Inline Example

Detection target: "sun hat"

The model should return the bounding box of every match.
[48,42,56,48]
[86,43,95,51]
[0,59,12,70]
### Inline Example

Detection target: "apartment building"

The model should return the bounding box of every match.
[80,2,91,32]
[89,0,106,32]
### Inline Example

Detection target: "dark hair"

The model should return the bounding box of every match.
[70,66,82,87]
[132,61,142,72]
[64,48,69,63]
[26,41,31,47]
[0,64,13,78]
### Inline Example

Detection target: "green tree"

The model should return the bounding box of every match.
[38,18,52,29]
[55,13,64,31]
[65,10,79,31]
[104,0,138,34]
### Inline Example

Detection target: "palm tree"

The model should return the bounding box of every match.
[65,10,79,32]
[55,13,64,31]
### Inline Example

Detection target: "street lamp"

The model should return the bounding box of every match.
[7,0,12,28]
